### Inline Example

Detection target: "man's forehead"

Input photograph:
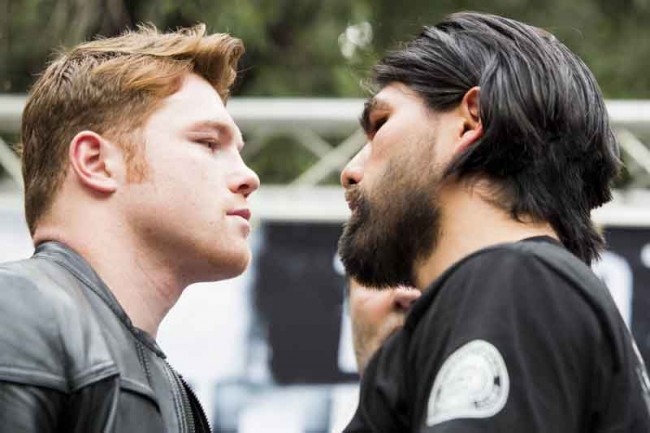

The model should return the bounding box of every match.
[367,83,423,110]
[163,73,225,108]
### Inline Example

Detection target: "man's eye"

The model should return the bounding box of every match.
[371,117,387,135]
[196,139,219,150]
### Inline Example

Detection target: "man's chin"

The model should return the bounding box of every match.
[196,248,251,283]
[345,254,416,289]
[221,251,251,279]
[340,240,400,287]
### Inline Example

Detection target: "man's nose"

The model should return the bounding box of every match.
[231,160,260,198]
[341,145,370,188]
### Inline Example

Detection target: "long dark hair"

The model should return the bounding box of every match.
[373,12,620,264]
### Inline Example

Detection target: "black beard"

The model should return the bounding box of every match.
[338,166,440,289]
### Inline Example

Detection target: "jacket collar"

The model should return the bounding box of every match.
[34,241,165,357]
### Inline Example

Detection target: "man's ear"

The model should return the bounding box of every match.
[68,131,122,193]
[456,86,483,152]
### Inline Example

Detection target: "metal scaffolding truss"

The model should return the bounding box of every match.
[1,95,650,191]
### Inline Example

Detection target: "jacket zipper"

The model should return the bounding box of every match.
[162,360,197,433]
[179,374,212,433]
[163,360,213,432]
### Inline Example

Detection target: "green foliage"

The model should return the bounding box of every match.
[1,0,649,185]
[1,0,648,96]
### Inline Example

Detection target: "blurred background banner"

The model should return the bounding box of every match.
[2,1,650,432]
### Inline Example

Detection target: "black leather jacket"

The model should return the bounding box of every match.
[0,241,211,432]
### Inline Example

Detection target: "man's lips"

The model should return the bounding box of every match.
[227,209,251,221]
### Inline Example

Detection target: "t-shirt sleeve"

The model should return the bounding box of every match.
[409,248,607,432]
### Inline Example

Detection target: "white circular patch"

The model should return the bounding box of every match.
[426,340,510,427]
[641,244,650,269]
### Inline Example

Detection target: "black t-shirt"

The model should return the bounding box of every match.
[344,237,650,432]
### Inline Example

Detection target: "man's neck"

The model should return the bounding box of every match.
[414,187,558,290]
[35,225,184,338]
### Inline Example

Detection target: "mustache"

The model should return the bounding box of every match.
[345,186,367,213]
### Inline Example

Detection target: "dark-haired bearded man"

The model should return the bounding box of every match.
[339,11,650,433]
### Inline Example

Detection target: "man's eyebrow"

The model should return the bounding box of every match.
[187,120,224,133]
[359,97,390,133]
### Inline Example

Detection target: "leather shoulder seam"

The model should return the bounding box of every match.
[120,377,160,409]
[70,360,119,392]
[0,365,68,392]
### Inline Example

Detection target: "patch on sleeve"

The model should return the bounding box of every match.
[426,339,509,427]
